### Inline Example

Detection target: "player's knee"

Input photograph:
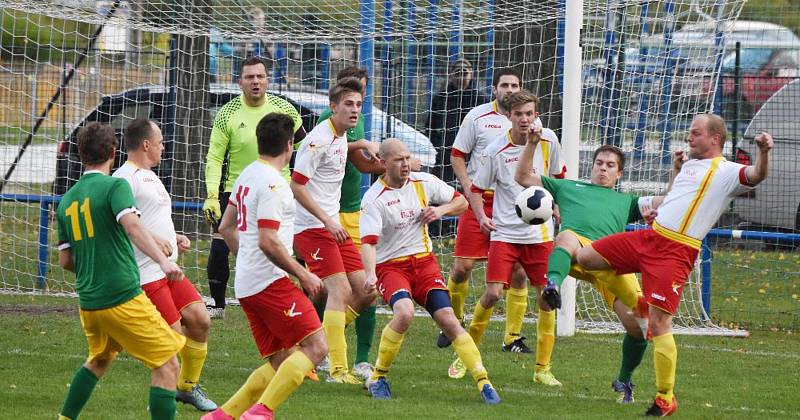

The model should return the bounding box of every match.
[389,292,414,330]
[85,356,114,378]
[451,259,473,282]
[424,289,452,316]
[155,356,180,381]
[302,331,328,364]
[483,286,503,306]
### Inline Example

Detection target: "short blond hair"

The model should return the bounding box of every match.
[700,113,728,145]
[503,90,539,113]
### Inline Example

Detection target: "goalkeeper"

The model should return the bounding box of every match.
[515,137,667,404]
[203,57,307,318]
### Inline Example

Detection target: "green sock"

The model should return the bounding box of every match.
[618,334,648,383]
[547,246,574,287]
[60,366,99,419]
[355,305,377,364]
[149,387,176,420]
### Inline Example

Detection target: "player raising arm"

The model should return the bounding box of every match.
[360,139,501,405]
[575,114,773,416]
[205,113,326,420]
[516,138,670,403]
[57,123,185,420]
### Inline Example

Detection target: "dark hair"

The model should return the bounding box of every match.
[337,66,368,84]
[329,77,364,104]
[256,113,295,157]
[492,67,522,88]
[124,118,155,151]
[239,56,269,77]
[503,90,539,113]
[592,144,626,172]
[78,122,118,166]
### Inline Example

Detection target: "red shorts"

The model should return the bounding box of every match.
[376,253,447,308]
[453,194,494,259]
[239,277,322,358]
[142,277,203,325]
[487,241,554,288]
[592,229,699,315]
[294,228,364,279]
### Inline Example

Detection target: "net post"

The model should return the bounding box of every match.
[557,0,582,337]
[360,0,376,193]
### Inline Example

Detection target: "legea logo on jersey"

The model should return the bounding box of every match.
[504,156,519,164]
[386,199,400,207]
[651,292,666,302]
[284,302,302,318]
[486,123,502,129]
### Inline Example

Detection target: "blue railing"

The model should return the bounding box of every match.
[3,193,798,319]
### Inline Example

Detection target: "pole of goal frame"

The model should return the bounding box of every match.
[360,0,376,194]
[556,0,583,337]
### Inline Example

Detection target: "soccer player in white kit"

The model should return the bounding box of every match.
[290,78,377,384]
[442,68,542,355]
[359,139,501,405]
[112,119,216,412]
[208,113,327,420]
[576,114,774,417]
[452,90,567,386]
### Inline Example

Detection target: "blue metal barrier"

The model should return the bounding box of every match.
[0,194,202,289]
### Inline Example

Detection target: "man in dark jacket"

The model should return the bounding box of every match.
[427,59,489,186]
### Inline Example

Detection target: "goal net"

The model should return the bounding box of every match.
[0,0,746,335]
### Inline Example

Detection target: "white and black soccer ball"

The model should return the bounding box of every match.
[515,186,554,225]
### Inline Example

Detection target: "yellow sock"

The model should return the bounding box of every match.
[653,333,677,401]
[221,362,275,417]
[452,333,491,390]
[177,338,208,392]
[58,416,71,420]
[259,351,314,410]
[535,309,556,371]
[371,325,405,381]
[345,305,359,326]
[323,310,348,375]
[504,287,528,345]
[447,276,470,322]
[468,302,494,347]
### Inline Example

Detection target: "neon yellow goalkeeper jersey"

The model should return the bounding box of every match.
[205,94,302,194]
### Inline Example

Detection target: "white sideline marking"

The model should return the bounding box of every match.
[583,336,800,360]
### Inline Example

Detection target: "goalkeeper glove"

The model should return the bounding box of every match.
[542,280,561,310]
[203,197,221,226]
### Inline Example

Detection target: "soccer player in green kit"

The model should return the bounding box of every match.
[515,134,666,404]
[315,66,420,380]
[203,56,307,318]
[56,123,186,420]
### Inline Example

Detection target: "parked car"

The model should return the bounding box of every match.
[733,78,800,233]
[54,84,437,195]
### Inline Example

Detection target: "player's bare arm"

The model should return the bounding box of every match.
[744,132,773,185]
[176,234,191,254]
[120,213,183,281]
[514,128,544,188]
[360,242,378,290]
[291,180,348,243]
[218,205,240,253]
[349,146,386,174]
[58,249,75,272]
[258,228,323,298]
[348,139,380,160]
[421,194,468,224]
[467,187,495,235]
[451,153,472,193]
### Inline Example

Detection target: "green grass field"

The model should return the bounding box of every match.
[1,293,798,419]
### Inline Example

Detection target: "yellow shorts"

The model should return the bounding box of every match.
[340,211,361,250]
[566,231,642,310]
[79,293,186,369]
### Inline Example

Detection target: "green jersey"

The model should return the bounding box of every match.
[56,172,142,310]
[540,177,641,241]
[206,94,302,194]
[317,108,366,213]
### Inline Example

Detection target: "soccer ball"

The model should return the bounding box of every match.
[515,186,554,225]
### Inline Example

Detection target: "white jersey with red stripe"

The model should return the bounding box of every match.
[360,172,457,264]
[653,157,754,249]
[472,129,565,244]
[291,119,348,233]
[451,101,511,182]
[112,162,177,285]
[229,160,296,298]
